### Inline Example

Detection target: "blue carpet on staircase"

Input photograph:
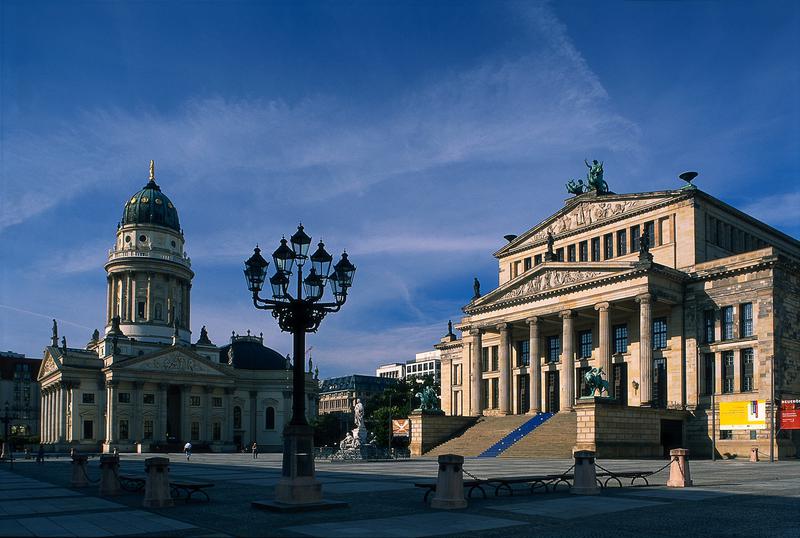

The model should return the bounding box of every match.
[477,412,555,458]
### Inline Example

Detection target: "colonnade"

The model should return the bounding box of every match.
[40,381,74,444]
[466,292,655,416]
[106,272,191,328]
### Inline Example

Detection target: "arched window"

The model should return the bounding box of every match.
[265,406,275,430]
[233,406,242,430]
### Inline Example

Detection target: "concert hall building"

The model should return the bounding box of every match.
[436,175,800,458]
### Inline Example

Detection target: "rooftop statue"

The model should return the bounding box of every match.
[566,159,609,195]
[473,277,481,299]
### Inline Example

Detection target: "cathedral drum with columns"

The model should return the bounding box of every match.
[436,171,800,459]
[37,162,318,453]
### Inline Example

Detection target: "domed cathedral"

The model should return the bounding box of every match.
[37,162,319,454]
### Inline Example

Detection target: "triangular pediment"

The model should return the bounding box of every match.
[115,347,231,378]
[38,349,61,380]
[467,262,636,313]
[496,190,687,257]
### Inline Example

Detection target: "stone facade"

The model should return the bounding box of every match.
[37,163,318,453]
[408,411,476,456]
[435,185,800,459]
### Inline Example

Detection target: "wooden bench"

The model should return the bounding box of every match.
[170,480,214,502]
[414,479,487,503]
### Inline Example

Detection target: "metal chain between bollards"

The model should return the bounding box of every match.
[80,461,101,484]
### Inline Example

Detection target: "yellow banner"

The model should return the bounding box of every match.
[720,400,766,430]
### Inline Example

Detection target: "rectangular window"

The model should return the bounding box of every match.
[119,419,129,440]
[644,220,655,246]
[556,248,564,262]
[118,392,131,403]
[491,346,499,371]
[720,429,732,440]
[567,244,576,262]
[212,396,223,407]
[591,237,601,261]
[740,303,753,337]
[653,318,668,350]
[722,351,735,393]
[613,324,628,354]
[703,353,715,395]
[143,419,153,439]
[191,421,200,441]
[741,348,754,391]
[143,393,155,404]
[481,347,489,373]
[491,378,499,409]
[523,257,532,271]
[190,395,201,407]
[630,225,641,252]
[534,254,542,266]
[547,335,561,362]
[213,422,221,441]
[452,364,462,385]
[704,309,715,344]
[578,330,592,359]
[82,393,95,404]
[517,340,530,367]
[137,301,145,319]
[578,241,588,262]
[603,233,613,259]
[722,306,734,340]
[482,379,490,409]
[617,229,627,256]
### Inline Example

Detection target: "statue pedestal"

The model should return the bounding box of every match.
[252,424,347,512]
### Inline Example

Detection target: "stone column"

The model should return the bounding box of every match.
[121,273,129,321]
[561,310,575,411]
[97,380,106,443]
[129,272,137,321]
[224,388,234,443]
[157,383,168,442]
[527,317,542,414]
[181,385,191,442]
[469,329,483,416]
[595,302,611,396]
[106,276,113,323]
[69,383,80,442]
[497,323,511,415]
[58,383,67,442]
[637,293,653,406]
[146,273,154,321]
[42,389,48,443]
[106,381,117,444]
[39,389,46,443]
[132,381,143,442]
[202,387,212,442]
[185,282,192,330]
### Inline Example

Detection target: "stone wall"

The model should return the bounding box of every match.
[408,411,476,456]
[575,399,688,458]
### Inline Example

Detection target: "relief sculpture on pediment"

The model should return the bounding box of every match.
[528,200,646,244]
[499,270,606,301]
[41,356,57,375]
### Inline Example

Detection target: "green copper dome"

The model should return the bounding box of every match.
[121,162,181,232]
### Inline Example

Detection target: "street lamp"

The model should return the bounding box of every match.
[243,224,355,508]
[1,401,13,462]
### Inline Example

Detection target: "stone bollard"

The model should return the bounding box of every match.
[431,454,467,509]
[667,448,693,487]
[98,454,122,496]
[143,457,174,508]
[570,450,600,495]
[70,453,89,488]
[750,447,759,462]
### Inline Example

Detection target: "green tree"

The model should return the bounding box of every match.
[311,413,345,447]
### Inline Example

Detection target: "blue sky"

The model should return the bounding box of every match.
[1,0,798,377]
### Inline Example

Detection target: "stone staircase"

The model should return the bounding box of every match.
[500,411,577,459]
[425,415,531,457]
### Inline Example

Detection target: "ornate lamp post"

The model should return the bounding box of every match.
[243,224,355,508]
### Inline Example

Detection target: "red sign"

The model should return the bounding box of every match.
[780,400,800,430]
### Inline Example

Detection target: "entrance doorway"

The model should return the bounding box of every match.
[545,371,560,413]
[517,374,529,414]
[166,385,182,444]
[660,419,683,457]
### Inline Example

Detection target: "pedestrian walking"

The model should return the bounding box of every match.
[184,441,192,461]
[252,442,258,459]
[36,444,45,464]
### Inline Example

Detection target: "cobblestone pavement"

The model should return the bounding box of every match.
[1,453,798,537]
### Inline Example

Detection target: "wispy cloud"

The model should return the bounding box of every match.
[741,192,800,228]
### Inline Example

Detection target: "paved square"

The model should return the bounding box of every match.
[486,495,665,519]
[284,513,526,537]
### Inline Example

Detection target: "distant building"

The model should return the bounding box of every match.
[318,375,398,415]
[375,362,405,379]
[405,350,441,385]
[0,351,42,440]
